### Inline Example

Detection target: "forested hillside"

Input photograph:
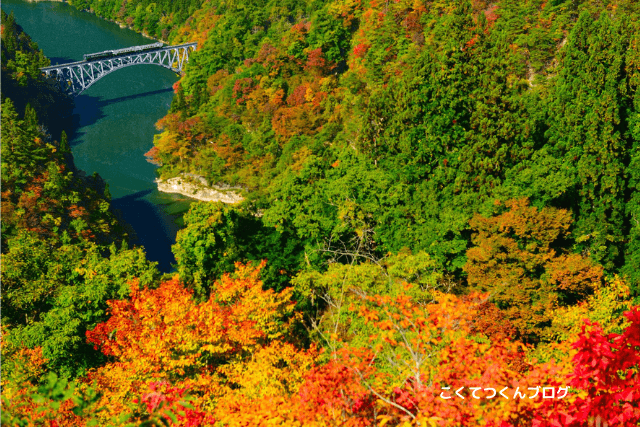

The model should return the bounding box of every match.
[68,0,206,40]
[3,1,640,426]
[1,7,159,396]
[69,0,640,288]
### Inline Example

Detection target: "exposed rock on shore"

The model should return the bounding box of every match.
[156,174,244,204]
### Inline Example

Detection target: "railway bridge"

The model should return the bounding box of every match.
[40,42,197,97]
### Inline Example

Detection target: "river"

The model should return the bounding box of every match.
[2,0,193,272]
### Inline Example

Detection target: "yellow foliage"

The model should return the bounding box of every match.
[85,262,310,423]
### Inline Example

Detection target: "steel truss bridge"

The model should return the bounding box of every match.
[40,42,197,97]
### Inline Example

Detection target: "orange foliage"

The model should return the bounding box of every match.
[74,269,638,426]
[464,198,603,341]
[353,42,370,58]
[287,292,638,426]
[206,69,228,96]
[211,134,245,167]
[214,290,577,426]
[287,84,310,107]
[144,146,161,164]
[171,6,220,48]
[86,262,316,424]
[304,47,331,75]
[155,114,207,164]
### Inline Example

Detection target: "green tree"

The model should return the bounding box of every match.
[2,235,159,378]
[544,12,632,271]
[173,201,303,299]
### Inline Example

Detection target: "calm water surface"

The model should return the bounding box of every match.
[3,0,192,271]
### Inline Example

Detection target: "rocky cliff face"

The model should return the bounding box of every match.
[155,174,243,203]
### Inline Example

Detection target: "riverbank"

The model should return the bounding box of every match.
[84,12,167,43]
[156,174,244,204]
[2,0,191,272]
[24,0,167,42]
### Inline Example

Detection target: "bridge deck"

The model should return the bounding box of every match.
[40,42,198,72]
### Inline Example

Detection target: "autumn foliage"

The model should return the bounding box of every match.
[4,1,640,426]
[465,199,604,342]
[539,308,640,426]
[84,262,316,424]
[3,257,639,426]
[8,260,624,426]
[217,288,639,427]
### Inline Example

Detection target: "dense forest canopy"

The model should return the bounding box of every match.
[71,0,640,289]
[2,0,640,425]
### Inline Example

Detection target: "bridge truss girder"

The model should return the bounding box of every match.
[40,43,197,97]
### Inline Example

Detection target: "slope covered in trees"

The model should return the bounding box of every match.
[77,0,639,291]
[5,261,640,426]
[1,9,159,385]
[68,0,206,41]
[3,1,640,426]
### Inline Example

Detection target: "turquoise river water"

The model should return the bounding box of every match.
[3,0,193,271]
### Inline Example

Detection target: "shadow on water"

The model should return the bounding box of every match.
[70,93,104,144]
[99,87,174,107]
[111,189,176,273]
[69,87,173,145]
[48,56,76,65]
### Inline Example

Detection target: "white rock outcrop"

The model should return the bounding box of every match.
[156,174,244,203]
